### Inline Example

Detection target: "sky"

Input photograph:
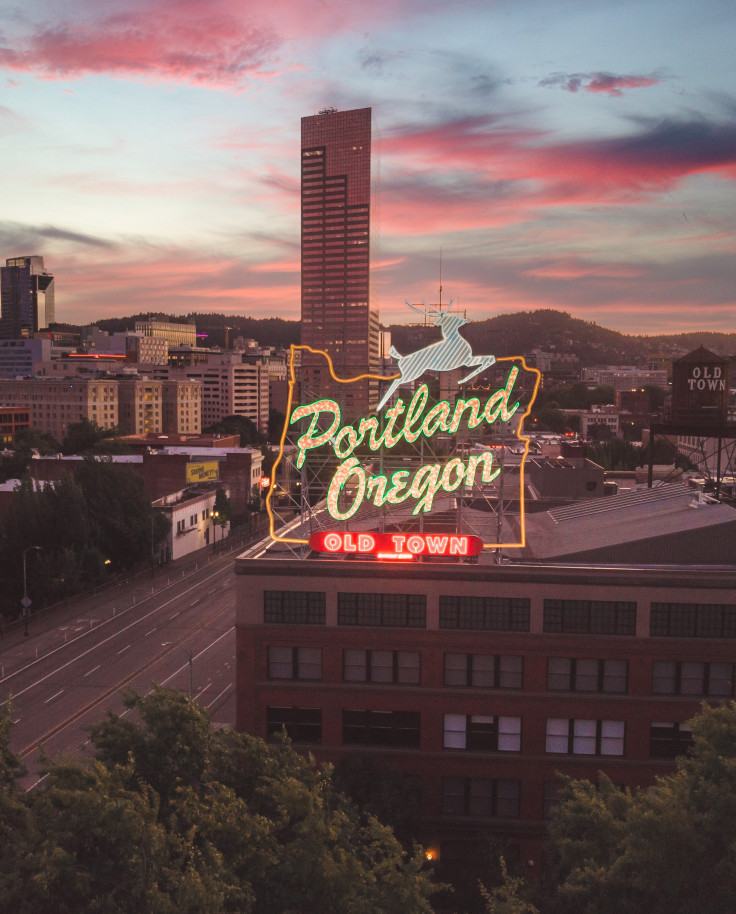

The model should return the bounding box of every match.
[1,0,735,336]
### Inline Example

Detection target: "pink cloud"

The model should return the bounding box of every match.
[0,0,435,88]
[381,115,736,228]
[540,71,662,96]
[0,9,280,88]
[585,74,660,96]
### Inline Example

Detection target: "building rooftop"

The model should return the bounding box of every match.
[520,483,736,564]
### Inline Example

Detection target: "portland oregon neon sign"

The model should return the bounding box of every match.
[266,303,540,557]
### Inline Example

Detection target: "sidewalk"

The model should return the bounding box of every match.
[0,523,262,662]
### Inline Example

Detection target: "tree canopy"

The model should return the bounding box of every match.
[0,688,437,914]
[546,702,736,914]
[0,461,169,619]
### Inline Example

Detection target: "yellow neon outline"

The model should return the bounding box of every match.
[265,345,540,551]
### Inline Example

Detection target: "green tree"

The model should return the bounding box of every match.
[62,419,128,455]
[85,687,437,914]
[547,702,736,914]
[481,857,539,914]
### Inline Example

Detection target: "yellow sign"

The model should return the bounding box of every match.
[186,461,219,483]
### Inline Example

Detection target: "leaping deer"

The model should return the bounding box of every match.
[377,301,495,411]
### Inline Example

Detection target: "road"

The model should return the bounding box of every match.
[0,543,247,791]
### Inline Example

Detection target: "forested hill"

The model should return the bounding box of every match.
[82,308,736,365]
[387,309,736,365]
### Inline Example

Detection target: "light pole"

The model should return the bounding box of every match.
[22,545,42,637]
[212,509,219,549]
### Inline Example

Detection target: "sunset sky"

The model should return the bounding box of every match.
[1,0,735,335]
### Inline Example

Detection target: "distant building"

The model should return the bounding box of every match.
[161,379,201,435]
[580,405,620,437]
[117,378,164,435]
[300,107,380,414]
[0,406,30,444]
[135,319,197,348]
[0,256,55,338]
[157,352,269,432]
[153,484,230,561]
[0,338,52,377]
[30,445,263,520]
[582,366,669,391]
[0,377,118,440]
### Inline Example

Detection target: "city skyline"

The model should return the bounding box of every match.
[1,0,735,335]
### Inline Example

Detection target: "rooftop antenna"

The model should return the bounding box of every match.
[439,246,443,311]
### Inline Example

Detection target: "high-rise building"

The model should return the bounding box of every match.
[300,107,379,415]
[0,256,55,338]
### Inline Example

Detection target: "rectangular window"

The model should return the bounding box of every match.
[650,603,736,638]
[545,719,625,756]
[652,660,732,696]
[442,778,520,818]
[337,593,426,627]
[266,706,322,744]
[268,647,322,681]
[343,650,420,684]
[263,591,326,625]
[439,596,530,632]
[443,714,521,751]
[543,600,635,635]
[547,658,628,693]
[650,722,693,759]
[342,710,420,747]
[444,653,523,689]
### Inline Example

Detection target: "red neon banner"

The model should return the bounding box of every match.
[309,531,483,558]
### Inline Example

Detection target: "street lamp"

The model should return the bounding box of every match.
[212,509,219,549]
[22,545,42,637]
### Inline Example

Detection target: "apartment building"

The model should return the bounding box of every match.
[0,377,118,440]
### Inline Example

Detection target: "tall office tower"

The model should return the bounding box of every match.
[0,256,55,339]
[300,107,379,415]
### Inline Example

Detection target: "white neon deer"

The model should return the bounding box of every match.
[377,301,496,411]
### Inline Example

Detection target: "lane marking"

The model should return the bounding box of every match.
[44,690,64,704]
[84,665,100,677]
[3,564,234,704]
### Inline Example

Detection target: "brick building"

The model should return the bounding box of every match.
[235,556,735,867]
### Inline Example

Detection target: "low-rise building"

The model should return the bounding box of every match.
[153,483,230,561]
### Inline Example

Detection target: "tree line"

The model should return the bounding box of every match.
[1,692,735,913]
[0,460,169,621]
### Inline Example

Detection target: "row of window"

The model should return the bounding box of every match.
[266,707,692,760]
[266,647,734,697]
[263,591,736,638]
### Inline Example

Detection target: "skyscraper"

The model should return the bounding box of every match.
[0,255,55,339]
[300,107,379,414]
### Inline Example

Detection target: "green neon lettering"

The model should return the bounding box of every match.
[291,399,341,469]
[404,386,428,443]
[366,473,388,505]
[440,457,466,492]
[466,452,500,485]
[447,397,482,433]
[421,402,451,437]
[408,463,443,514]
[385,470,410,504]
[484,366,520,424]
[327,457,366,521]
[334,424,360,459]
[380,400,406,449]
[358,415,381,450]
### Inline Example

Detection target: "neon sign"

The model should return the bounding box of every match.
[266,310,540,553]
[309,531,484,558]
[292,368,520,521]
